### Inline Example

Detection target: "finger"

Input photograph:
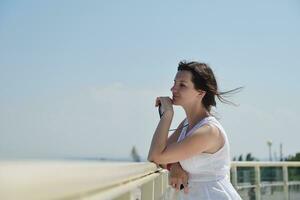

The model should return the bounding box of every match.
[182,175,188,186]
[169,178,175,187]
[182,175,189,191]
[155,97,161,107]
[165,97,174,106]
[182,180,189,193]
[160,97,169,103]
[169,176,175,185]
[183,185,189,194]
[176,179,182,191]
[165,97,173,103]
[170,181,176,188]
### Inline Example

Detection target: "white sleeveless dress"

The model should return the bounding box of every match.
[161,116,242,200]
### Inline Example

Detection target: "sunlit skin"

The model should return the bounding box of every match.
[171,70,209,128]
[147,70,224,165]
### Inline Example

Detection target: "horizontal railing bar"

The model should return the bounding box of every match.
[1,160,299,200]
[231,161,300,167]
[0,161,158,200]
[236,183,296,188]
[260,182,285,187]
[288,181,300,186]
[236,185,256,189]
[81,172,162,200]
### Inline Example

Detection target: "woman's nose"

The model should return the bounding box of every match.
[170,85,176,92]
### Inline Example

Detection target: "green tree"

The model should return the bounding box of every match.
[246,153,254,161]
[238,154,243,161]
[245,153,259,161]
[285,152,300,161]
[285,152,300,181]
[233,153,259,161]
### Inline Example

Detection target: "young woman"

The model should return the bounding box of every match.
[148,61,242,199]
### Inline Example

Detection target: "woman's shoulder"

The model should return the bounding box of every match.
[190,119,226,155]
[188,116,224,141]
[192,122,220,138]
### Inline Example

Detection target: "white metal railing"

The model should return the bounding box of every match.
[0,160,168,200]
[1,161,299,200]
[231,161,300,200]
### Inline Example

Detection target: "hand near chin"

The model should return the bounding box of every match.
[155,97,174,114]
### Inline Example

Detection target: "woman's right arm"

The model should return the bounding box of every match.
[164,119,189,193]
[159,119,185,169]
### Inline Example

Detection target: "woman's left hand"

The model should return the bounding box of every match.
[169,163,189,194]
[155,96,174,114]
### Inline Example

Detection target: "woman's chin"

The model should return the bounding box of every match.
[172,99,179,105]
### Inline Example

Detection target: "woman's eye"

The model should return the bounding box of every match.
[180,84,185,87]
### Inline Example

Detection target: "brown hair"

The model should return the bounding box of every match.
[178,61,243,113]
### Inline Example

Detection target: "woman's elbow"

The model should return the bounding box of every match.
[148,156,166,165]
[147,155,155,162]
[147,155,159,164]
[147,157,152,162]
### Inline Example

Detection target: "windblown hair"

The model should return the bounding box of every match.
[178,61,243,112]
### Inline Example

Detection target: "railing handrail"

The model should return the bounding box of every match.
[0,160,161,200]
[1,160,299,200]
[231,161,300,167]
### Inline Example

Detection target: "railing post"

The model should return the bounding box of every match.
[154,174,163,200]
[255,165,261,200]
[141,180,154,200]
[115,192,132,200]
[231,165,238,189]
[161,171,169,193]
[283,165,289,200]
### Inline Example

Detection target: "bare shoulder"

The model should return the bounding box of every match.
[193,123,220,138]
[191,123,224,153]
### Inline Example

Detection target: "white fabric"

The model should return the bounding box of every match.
[161,116,242,200]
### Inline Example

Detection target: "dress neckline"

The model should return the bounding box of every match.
[184,116,214,138]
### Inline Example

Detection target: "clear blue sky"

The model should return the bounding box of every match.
[0,0,299,160]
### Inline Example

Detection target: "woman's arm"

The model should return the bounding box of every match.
[156,119,189,193]
[147,110,174,162]
[150,124,221,164]
[159,119,185,169]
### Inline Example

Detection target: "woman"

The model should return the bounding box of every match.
[147,61,242,199]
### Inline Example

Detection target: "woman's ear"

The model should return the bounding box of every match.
[198,90,206,98]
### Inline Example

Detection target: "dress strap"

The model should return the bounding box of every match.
[177,118,188,142]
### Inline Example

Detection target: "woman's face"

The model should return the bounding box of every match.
[170,70,203,106]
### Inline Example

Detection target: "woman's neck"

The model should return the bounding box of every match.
[183,102,209,131]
